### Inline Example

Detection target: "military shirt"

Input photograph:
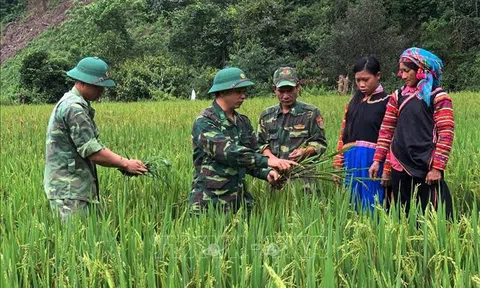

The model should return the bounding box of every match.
[190,100,271,212]
[257,101,327,159]
[44,87,104,202]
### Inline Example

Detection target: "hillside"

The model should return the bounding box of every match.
[0,0,478,104]
[1,0,92,63]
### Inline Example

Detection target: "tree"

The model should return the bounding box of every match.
[234,0,291,56]
[63,0,139,65]
[168,1,235,67]
[146,0,194,13]
[19,51,71,103]
[421,14,480,90]
[228,39,293,93]
[317,0,406,89]
[0,0,27,23]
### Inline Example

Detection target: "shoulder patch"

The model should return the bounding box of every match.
[316,116,325,129]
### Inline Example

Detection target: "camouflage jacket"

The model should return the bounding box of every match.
[190,100,271,210]
[257,101,327,159]
[44,87,104,202]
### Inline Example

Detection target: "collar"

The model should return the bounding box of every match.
[212,100,238,122]
[70,86,91,107]
[276,101,301,116]
[401,85,417,95]
[370,84,384,96]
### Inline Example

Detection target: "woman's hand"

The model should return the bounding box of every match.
[381,171,391,187]
[425,168,442,185]
[369,161,381,179]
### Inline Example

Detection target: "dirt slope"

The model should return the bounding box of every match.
[1,0,93,64]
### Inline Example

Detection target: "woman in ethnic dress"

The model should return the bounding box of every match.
[334,56,391,211]
[369,48,454,217]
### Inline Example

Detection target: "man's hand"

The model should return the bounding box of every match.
[267,170,285,190]
[267,156,297,172]
[369,161,380,179]
[288,147,315,161]
[89,148,147,175]
[425,168,442,185]
[267,170,281,183]
[288,148,305,160]
[123,159,148,175]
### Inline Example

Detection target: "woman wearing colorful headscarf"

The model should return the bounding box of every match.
[368,47,454,218]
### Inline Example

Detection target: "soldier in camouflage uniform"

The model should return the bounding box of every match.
[44,57,147,221]
[190,67,297,214]
[257,67,327,193]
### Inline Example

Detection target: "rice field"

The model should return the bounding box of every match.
[1,92,479,287]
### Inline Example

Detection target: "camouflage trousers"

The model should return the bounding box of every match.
[49,199,98,222]
[189,191,254,215]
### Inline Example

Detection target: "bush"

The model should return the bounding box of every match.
[228,40,294,96]
[106,55,214,101]
[18,51,72,103]
[0,0,27,24]
[189,66,217,100]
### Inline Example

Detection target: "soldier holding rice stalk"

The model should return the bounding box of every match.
[44,57,147,221]
[257,67,327,194]
[189,67,297,215]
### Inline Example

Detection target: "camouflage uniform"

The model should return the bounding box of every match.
[44,87,104,220]
[257,101,327,192]
[190,100,272,214]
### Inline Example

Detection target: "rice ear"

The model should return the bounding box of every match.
[277,145,356,185]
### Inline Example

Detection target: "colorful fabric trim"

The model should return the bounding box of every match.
[373,89,454,172]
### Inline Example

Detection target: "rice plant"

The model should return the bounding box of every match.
[1,93,479,287]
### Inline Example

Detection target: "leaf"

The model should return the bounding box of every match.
[264,262,286,288]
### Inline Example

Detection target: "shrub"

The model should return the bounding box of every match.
[18,51,72,103]
[106,55,197,101]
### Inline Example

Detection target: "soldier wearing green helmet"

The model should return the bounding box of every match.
[44,57,147,221]
[190,67,297,214]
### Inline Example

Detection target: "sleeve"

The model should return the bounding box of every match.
[373,92,399,163]
[256,114,270,153]
[383,150,391,176]
[306,108,327,156]
[193,116,269,170]
[247,166,272,180]
[333,103,348,168]
[65,103,105,158]
[431,93,454,171]
[246,119,272,179]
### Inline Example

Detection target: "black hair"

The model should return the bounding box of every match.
[342,56,381,143]
[403,61,419,71]
[353,56,381,75]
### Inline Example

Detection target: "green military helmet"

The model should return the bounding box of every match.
[273,66,299,88]
[208,67,254,94]
[66,57,116,87]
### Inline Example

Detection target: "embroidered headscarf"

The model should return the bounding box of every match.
[399,47,444,107]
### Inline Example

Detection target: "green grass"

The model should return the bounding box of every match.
[1,93,479,287]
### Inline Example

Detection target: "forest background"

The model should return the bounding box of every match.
[1,0,479,104]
